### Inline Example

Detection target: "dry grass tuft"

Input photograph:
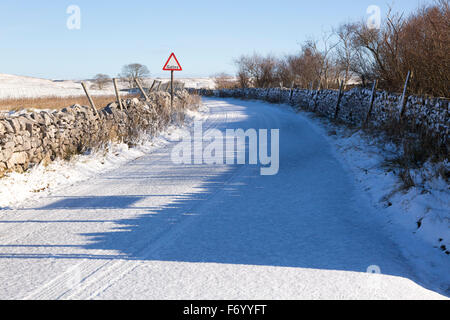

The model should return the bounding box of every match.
[0,94,139,112]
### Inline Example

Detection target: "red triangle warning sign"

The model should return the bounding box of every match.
[163,53,182,71]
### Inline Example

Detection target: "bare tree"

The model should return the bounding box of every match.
[335,24,357,88]
[276,57,295,88]
[347,25,376,87]
[236,69,251,88]
[318,31,339,89]
[233,1,449,96]
[93,74,111,90]
[212,73,237,89]
[399,0,449,96]
[294,44,325,89]
[301,30,339,90]
[235,55,255,88]
[346,1,449,95]
[234,53,280,88]
[120,63,150,88]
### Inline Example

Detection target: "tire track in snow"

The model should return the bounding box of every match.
[62,102,247,300]
[19,103,236,300]
[79,101,286,300]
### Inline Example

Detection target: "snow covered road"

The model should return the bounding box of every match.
[0,98,447,300]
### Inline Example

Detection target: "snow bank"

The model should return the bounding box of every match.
[300,113,449,256]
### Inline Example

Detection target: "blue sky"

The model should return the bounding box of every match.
[0,0,429,79]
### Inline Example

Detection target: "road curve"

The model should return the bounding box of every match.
[0,98,446,300]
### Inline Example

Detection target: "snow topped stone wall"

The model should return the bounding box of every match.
[0,91,195,177]
[194,87,449,146]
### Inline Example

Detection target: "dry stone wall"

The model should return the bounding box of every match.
[0,91,197,177]
[194,87,448,150]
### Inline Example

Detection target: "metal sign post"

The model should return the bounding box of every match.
[163,52,183,109]
[171,70,174,108]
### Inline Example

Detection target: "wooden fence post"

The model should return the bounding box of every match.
[312,79,320,112]
[279,82,283,102]
[334,80,344,119]
[156,81,162,91]
[149,80,157,93]
[135,78,150,102]
[81,82,98,116]
[364,80,378,126]
[113,78,123,110]
[289,81,294,103]
[399,70,411,119]
[313,90,319,112]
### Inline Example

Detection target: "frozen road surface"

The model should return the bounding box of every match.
[0,98,447,300]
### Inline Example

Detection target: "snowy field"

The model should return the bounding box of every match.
[0,74,115,99]
[0,98,448,300]
[0,73,215,100]
[156,77,216,90]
